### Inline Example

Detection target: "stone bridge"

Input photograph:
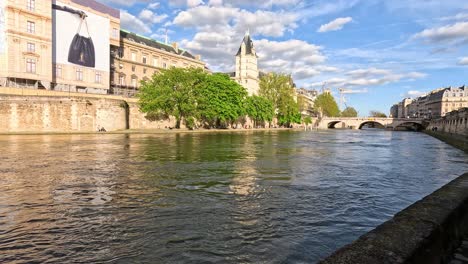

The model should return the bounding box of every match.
[317,117,427,130]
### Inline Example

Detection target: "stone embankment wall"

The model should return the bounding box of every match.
[321,172,468,264]
[0,88,175,132]
[426,108,468,152]
[0,94,128,132]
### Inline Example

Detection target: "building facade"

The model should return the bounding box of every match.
[0,0,53,88]
[234,31,259,95]
[110,30,205,97]
[296,88,318,116]
[390,86,468,119]
[0,0,120,94]
[52,0,120,94]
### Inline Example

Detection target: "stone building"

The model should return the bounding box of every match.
[0,0,53,88]
[0,0,120,94]
[390,104,398,118]
[389,86,468,119]
[296,88,318,116]
[110,30,205,97]
[233,31,260,95]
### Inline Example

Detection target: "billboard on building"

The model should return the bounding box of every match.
[52,1,109,72]
[0,2,6,54]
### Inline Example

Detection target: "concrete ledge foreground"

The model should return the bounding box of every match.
[320,172,468,264]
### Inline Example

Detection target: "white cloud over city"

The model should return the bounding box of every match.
[318,17,353,32]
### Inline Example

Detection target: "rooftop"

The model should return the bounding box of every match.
[120,29,197,60]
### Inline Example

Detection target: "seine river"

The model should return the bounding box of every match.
[0,130,467,263]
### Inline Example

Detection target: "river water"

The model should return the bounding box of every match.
[0,130,467,263]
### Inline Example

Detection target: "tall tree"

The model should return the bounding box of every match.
[138,67,205,129]
[259,72,301,126]
[341,106,358,117]
[196,73,247,128]
[245,95,274,127]
[313,93,340,117]
[369,110,387,118]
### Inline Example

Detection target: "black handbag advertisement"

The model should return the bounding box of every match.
[68,17,95,68]
[53,4,97,69]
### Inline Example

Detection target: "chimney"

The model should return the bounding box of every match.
[171,42,179,53]
[195,55,201,60]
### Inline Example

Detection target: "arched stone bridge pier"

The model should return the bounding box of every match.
[317,117,427,130]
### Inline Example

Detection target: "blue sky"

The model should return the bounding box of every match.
[99,0,468,115]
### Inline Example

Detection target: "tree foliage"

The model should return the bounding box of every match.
[303,116,312,125]
[341,106,358,117]
[313,93,340,117]
[369,110,387,118]
[259,72,301,126]
[196,73,247,128]
[245,95,274,127]
[138,67,205,129]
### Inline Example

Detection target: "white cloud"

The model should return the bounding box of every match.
[173,6,298,37]
[308,68,426,88]
[147,3,160,9]
[413,21,468,43]
[318,17,353,33]
[441,12,468,21]
[120,10,151,34]
[404,90,427,98]
[188,0,204,7]
[459,57,468,65]
[139,9,169,24]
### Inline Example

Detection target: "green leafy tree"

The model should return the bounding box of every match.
[259,72,292,110]
[313,93,340,117]
[341,106,358,117]
[259,72,301,126]
[196,73,247,128]
[369,110,387,118]
[303,116,312,125]
[245,95,274,127]
[138,67,205,129]
[277,89,301,127]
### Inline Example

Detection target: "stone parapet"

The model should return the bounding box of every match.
[320,172,468,264]
[427,107,468,136]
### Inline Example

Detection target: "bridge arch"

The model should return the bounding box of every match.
[328,121,347,129]
[358,121,385,129]
[393,121,425,131]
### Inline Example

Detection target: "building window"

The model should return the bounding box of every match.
[55,65,62,78]
[26,58,36,73]
[95,72,102,83]
[27,0,35,11]
[119,75,125,85]
[76,68,83,81]
[131,52,136,62]
[162,62,167,69]
[27,42,35,52]
[142,55,147,64]
[143,68,147,74]
[153,57,158,67]
[132,65,136,72]
[27,21,35,34]
[131,77,137,87]
[112,28,118,39]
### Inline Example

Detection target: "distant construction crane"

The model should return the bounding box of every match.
[337,88,367,110]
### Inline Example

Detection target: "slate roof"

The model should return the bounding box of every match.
[70,0,119,18]
[120,29,197,60]
[427,87,448,102]
[236,34,255,56]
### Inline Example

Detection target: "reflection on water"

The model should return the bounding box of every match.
[0,130,467,263]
